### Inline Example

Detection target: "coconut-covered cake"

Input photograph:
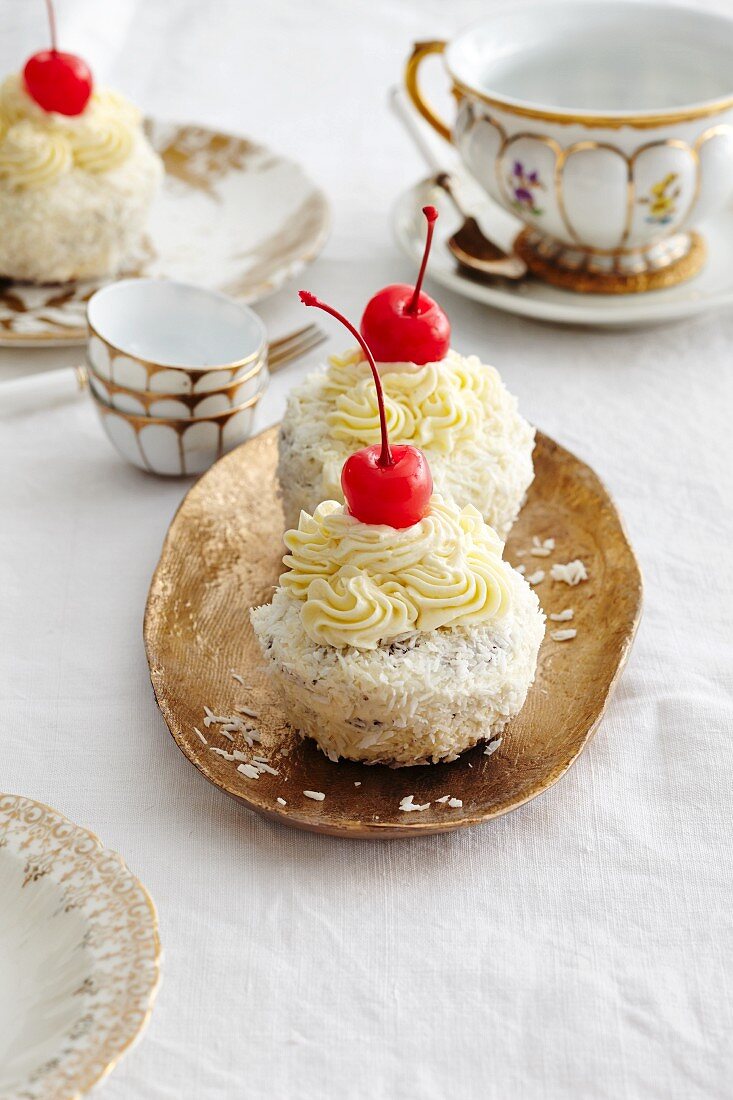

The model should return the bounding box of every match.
[252,291,544,767]
[0,4,162,284]
[278,208,534,536]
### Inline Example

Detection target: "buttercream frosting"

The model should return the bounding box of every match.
[0,74,142,187]
[280,496,511,650]
[324,348,506,455]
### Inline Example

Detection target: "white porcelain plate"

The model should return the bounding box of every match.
[0,120,330,347]
[393,174,733,328]
[0,794,160,1099]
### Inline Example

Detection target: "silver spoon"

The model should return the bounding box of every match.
[389,87,527,280]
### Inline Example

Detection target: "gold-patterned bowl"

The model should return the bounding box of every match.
[0,794,160,1098]
[87,278,267,394]
[89,385,263,476]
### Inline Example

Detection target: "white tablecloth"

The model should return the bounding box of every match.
[2,2,733,1097]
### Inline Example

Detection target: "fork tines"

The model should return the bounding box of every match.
[268,323,327,372]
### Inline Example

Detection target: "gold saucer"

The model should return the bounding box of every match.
[515,229,706,294]
[144,427,642,839]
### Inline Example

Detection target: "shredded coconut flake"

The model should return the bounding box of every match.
[399,794,430,812]
[210,747,235,760]
[515,564,526,574]
[551,560,587,586]
[484,737,502,756]
[229,669,245,684]
[236,705,258,718]
[549,608,574,621]
[193,727,206,745]
[436,795,451,804]
[276,797,287,806]
[529,536,555,556]
[255,760,279,776]
[354,781,362,787]
[237,763,260,780]
[303,790,325,801]
[448,797,463,808]
[551,628,577,642]
[527,569,545,585]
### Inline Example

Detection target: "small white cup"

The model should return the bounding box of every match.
[87,278,267,394]
[85,278,267,474]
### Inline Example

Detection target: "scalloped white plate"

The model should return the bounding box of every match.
[0,120,330,348]
[0,794,160,1099]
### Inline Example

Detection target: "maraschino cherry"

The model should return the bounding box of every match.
[360,205,450,365]
[23,0,93,117]
[299,290,433,529]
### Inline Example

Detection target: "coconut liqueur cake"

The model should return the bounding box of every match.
[278,208,535,537]
[0,4,162,283]
[252,292,544,767]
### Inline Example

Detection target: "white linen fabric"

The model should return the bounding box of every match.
[1,2,732,1098]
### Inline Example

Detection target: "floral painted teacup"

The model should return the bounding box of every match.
[405,1,733,293]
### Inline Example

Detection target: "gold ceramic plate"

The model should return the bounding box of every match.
[145,427,642,839]
[0,121,329,347]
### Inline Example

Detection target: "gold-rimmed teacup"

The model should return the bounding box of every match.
[89,384,264,477]
[405,1,733,293]
[87,278,267,394]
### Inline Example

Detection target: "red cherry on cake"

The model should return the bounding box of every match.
[299,290,433,529]
[340,444,432,529]
[360,205,450,365]
[23,0,93,117]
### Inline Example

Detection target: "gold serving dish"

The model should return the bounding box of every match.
[144,427,641,839]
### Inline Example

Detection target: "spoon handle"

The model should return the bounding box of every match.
[389,85,523,258]
[0,365,87,416]
[389,85,446,176]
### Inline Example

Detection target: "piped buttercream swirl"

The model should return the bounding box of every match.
[0,122,71,190]
[0,74,141,187]
[280,496,512,649]
[68,119,134,173]
[324,348,504,455]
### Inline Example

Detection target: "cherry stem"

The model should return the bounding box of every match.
[44,0,58,52]
[300,290,393,467]
[406,205,438,315]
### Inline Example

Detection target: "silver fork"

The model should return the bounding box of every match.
[0,323,327,414]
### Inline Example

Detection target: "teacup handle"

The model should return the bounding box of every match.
[404,40,451,143]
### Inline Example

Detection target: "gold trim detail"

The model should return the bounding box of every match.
[404,40,451,142]
[91,387,263,475]
[515,228,706,293]
[0,794,160,1098]
[87,315,265,376]
[93,387,261,430]
[449,75,733,131]
[404,38,733,138]
[87,353,265,413]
